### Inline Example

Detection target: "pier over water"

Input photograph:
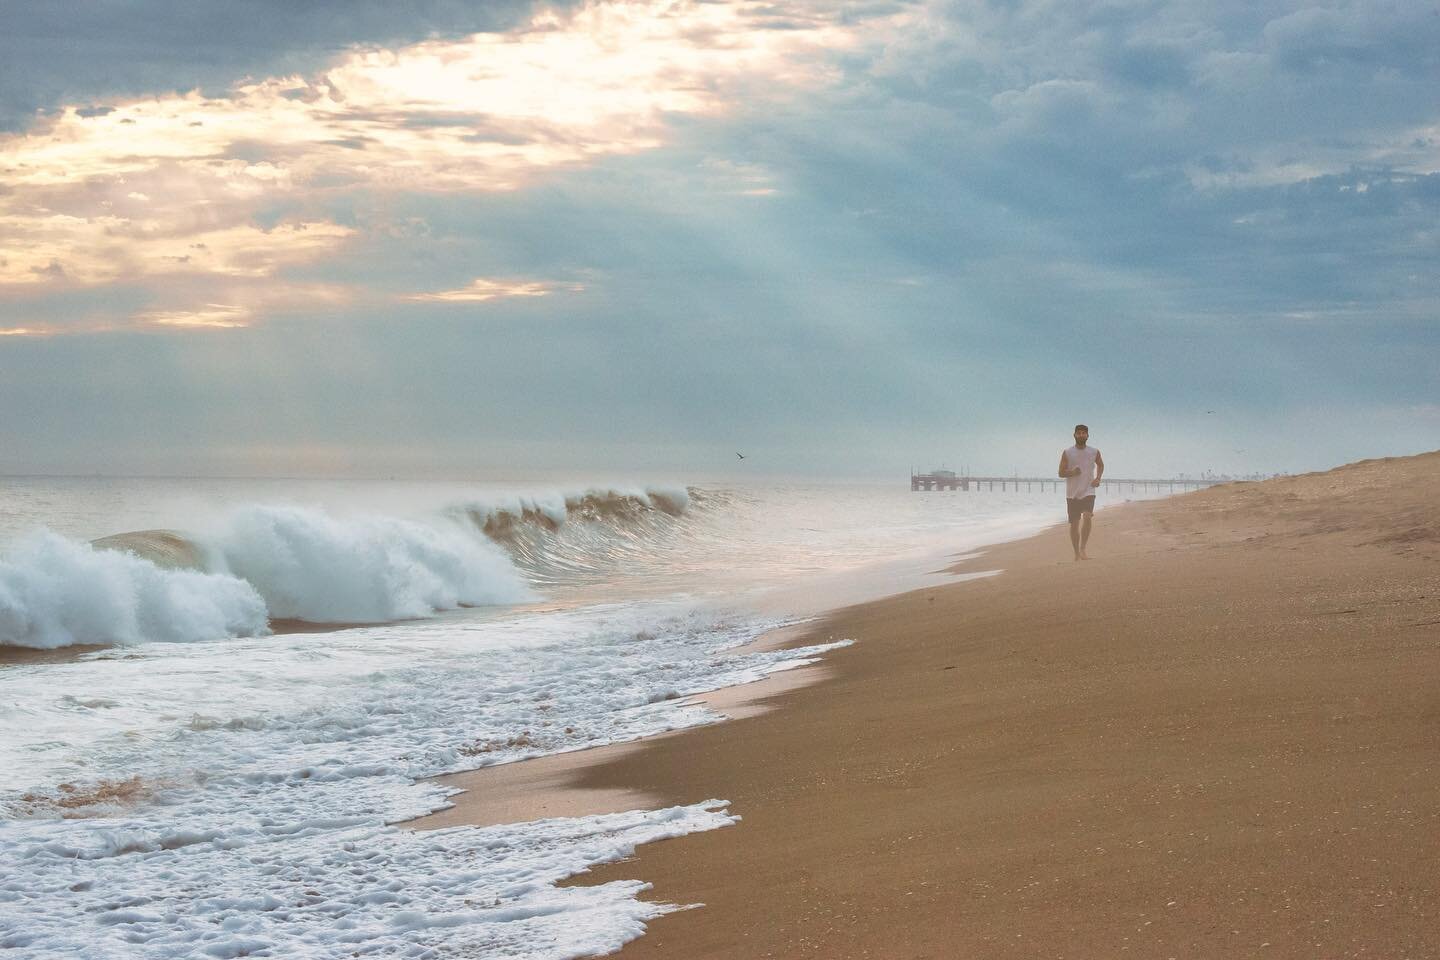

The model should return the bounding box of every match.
[910,473,1222,494]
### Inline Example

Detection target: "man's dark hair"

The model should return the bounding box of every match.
[1074,423,1089,432]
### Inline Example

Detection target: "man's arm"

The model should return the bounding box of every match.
[1058,451,1072,478]
[1093,451,1105,487]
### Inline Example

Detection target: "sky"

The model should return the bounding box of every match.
[0,0,1436,480]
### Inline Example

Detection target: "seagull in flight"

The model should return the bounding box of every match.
[736,452,746,459]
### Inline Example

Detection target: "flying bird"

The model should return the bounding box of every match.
[736,452,745,459]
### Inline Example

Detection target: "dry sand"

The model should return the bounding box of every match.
[424,452,1440,958]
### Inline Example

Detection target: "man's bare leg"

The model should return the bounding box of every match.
[1069,519,1082,561]
[1079,512,1093,559]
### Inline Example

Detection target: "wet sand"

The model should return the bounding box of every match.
[542,452,1440,958]
[0,643,107,666]
[0,620,391,666]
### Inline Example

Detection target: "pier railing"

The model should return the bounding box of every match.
[910,474,1225,493]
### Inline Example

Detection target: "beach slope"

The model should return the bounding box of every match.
[572,452,1440,958]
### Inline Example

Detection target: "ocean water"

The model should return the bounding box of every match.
[0,476,1120,958]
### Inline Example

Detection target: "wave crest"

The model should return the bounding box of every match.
[2,484,700,649]
[208,505,535,624]
[452,486,697,585]
[464,486,691,541]
[0,532,268,650]
[90,530,202,570]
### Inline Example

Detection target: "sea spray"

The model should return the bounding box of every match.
[205,504,534,623]
[0,531,267,649]
[0,486,697,648]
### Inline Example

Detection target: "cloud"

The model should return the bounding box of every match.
[0,0,568,131]
[699,158,780,196]
[136,305,251,329]
[0,274,351,337]
[863,0,1439,183]
[406,278,585,303]
[0,0,882,331]
[0,214,353,287]
[0,1,863,196]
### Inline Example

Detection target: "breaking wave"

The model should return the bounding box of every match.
[0,532,268,651]
[453,486,697,586]
[0,486,699,650]
[207,504,534,624]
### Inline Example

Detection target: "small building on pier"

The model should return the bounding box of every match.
[911,469,966,491]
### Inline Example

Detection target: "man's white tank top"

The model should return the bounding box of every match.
[1065,445,1100,499]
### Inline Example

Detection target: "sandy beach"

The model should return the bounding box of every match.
[424,452,1440,958]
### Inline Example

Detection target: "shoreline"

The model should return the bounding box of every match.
[399,534,1008,832]
[532,453,1440,957]
[407,662,833,831]
[0,529,1010,668]
[0,618,405,666]
[398,518,1057,833]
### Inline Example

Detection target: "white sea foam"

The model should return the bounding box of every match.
[0,485,699,648]
[204,504,534,623]
[0,602,843,958]
[0,532,267,650]
[3,802,737,959]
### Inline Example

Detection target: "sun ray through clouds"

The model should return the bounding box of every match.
[0,0,882,333]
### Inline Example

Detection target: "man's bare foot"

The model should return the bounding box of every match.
[1074,554,1082,562]
[1079,551,1090,560]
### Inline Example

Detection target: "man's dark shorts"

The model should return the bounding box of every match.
[1066,495,1096,522]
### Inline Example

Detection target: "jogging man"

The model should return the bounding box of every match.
[1059,424,1104,560]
